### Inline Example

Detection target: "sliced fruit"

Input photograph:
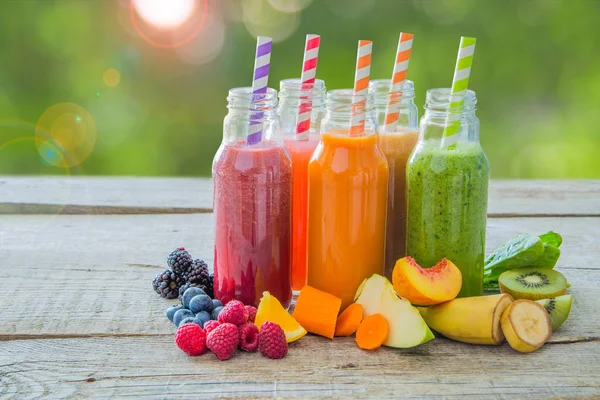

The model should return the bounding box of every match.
[292,285,341,339]
[418,293,514,345]
[499,267,568,300]
[254,291,307,343]
[392,257,462,306]
[354,274,434,348]
[535,294,572,331]
[335,303,363,337]
[501,299,552,353]
[355,313,389,350]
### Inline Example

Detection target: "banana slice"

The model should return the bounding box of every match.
[501,299,552,353]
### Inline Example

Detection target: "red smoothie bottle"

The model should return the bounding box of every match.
[213,87,292,308]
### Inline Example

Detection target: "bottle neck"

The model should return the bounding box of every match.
[419,88,480,144]
[322,89,377,137]
[278,78,326,137]
[223,87,281,145]
[368,79,418,133]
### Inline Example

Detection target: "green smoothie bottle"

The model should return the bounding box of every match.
[406,89,489,297]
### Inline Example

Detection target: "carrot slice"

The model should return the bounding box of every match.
[334,303,363,337]
[355,313,389,350]
[292,285,342,339]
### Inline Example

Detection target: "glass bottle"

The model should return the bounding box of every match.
[406,88,490,297]
[213,87,292,308]
[307,89,388,309]
[278,78,326,291]
[369,79,419,279]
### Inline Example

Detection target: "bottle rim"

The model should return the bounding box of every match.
[425,88,477,112]
[326,88,372,105]
[279,78,326,94]
[368,79,415,98]
[227,87,278,110]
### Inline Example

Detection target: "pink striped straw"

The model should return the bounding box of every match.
[349,40,373,136]
[295,34,321,141]
[247,36,273,146]
[383,32,414,133]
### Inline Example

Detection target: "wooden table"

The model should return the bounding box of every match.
[1,177,599,399]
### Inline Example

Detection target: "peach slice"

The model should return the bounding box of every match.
[392,257,462,306]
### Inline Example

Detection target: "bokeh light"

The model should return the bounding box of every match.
[35,103,96,167]
[243,0,300,43]
[132,0,195,28]
[129,0,209,48]
[103,68,122,87]
[268,0,313,13]
[175,10,226,65]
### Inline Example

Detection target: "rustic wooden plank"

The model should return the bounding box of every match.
[0,214,598,342]
[2,177,600,216]
[0,335,598,399]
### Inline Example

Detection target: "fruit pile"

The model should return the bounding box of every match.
[175,299,288,360]
[152,248,214,299]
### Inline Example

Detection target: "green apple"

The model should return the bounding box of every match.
[354,274,434,348]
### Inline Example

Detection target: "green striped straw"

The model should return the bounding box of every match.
[441,36,476,148]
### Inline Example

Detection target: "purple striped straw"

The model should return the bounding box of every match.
[247,36,273,146]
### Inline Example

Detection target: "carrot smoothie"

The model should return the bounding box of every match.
[379,129,419,277]
[307,131,388,308]
[284,134,319,290]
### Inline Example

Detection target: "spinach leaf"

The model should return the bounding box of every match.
[484,234,544,271]
[539,231,562,248]
[529,243,560,268]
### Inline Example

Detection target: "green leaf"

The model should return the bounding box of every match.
[539,231,562,248]
[484,234,544,271]
[529,243,561,268]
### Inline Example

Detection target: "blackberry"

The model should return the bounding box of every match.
[167,248,193,278]
[152,269,184,299]
[206,273,214,298]
[187,259,209,285]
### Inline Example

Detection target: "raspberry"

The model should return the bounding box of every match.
[175,323,207,356]
[258,322,288,359]
[204,320,220,335]
[245,305,257,323]
[238,323,259,352]
[218,300,249,326]
[207,323,239,361]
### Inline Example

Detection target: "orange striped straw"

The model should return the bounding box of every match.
[383,32,414,133]
[349,40,373,136]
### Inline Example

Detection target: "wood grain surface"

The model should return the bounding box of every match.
[2,176,600,216]
[0,178,599,399]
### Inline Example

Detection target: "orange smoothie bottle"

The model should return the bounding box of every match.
[369,79,419,279]
[307,89,388,308]
[279,79,326,290]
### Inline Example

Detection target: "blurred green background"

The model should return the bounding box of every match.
[1,0,599,178]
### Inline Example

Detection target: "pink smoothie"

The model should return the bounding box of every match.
[213,140,293,308]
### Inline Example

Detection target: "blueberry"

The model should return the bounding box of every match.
[173,309,194,327]
[189,295,213,314]
[166,305,184,322]
[194,311,211,327]
[179,317,198,327]
[211,306,224,320]
[211,299,223,309]
[181,287,206,308]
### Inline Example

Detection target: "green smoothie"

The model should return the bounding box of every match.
[406,140,490,297]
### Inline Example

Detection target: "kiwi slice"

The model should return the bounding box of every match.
[498,267,568,300]
[536,294,572,331]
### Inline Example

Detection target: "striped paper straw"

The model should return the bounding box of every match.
[383,32,414,133]
[440,36,476,148]
[296,34,321,141]
[349,40,373,136]
[247,36,273,146]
